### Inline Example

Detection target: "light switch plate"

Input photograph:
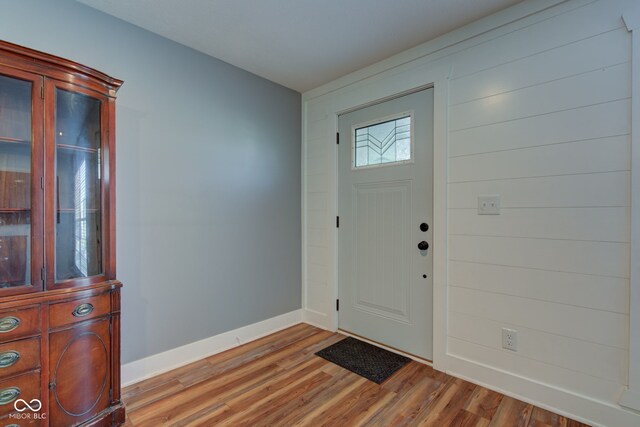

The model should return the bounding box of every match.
[478,195,500,215]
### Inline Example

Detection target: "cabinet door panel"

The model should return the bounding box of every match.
[45,80,110,289]
[49,317,110,427]
[0,67,44,296]
[55,88,103,282]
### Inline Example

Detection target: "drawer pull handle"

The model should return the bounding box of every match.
[0,351,20,368]
[0,317,20,333]
[72,303,94,317]
[0,387,20,405]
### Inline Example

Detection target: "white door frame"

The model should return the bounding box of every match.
[322,64,450,371]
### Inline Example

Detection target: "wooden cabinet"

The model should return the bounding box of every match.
[0,40,124,426]
[49,318,111,427]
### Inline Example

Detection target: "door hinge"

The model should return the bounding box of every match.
[40,176,44,190]
[109,388,113,400]
[40,86,44,99]
[336,216,339,228]
[336,132,339,145]
[336,299,339,311]
[41,267,46,282]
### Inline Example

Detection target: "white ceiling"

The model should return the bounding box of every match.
[77,0,523,92]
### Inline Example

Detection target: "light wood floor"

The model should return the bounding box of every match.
[122,323,590,427]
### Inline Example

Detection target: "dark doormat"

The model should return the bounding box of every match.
[315,336,410,384]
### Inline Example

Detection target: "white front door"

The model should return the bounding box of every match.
[338,88,434,360]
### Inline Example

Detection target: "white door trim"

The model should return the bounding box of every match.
[620,4,640,412]
[320,69,450,371]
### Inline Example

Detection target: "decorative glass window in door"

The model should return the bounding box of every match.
[353,114,412,168]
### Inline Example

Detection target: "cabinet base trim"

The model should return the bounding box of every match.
[121,309,303,387]
[82,401,125,427]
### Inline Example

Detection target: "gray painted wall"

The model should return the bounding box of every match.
[0,0,302,363]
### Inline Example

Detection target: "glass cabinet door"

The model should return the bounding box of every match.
[0,69,43,293]
[49,84,107,285]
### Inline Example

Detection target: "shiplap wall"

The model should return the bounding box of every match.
[303,0,638,424]
[446,0,631,405]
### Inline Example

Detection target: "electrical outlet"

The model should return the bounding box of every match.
[502,328,518,351]
[478,195,501,215]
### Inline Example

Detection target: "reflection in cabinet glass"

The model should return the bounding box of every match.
[0,73,32,288]
[55,89,103,281]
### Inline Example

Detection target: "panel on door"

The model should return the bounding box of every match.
[338,88,434,360]
[353,180,412,323]
[49,317,111,427]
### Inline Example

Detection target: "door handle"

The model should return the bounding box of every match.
[418,241,429,251]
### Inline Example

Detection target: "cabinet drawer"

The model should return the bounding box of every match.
[0,338,39,380]
[49,292,111,328]
[0,414,41,426]
[0,371,40,417]
[0,308,40,343]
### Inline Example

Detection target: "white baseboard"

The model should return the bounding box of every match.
[446,353,640,427]
[302,308,330,330]
[299,314,640,426]
[122,308,640,426]
[121,309,303,387]
[620,389,640,413]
